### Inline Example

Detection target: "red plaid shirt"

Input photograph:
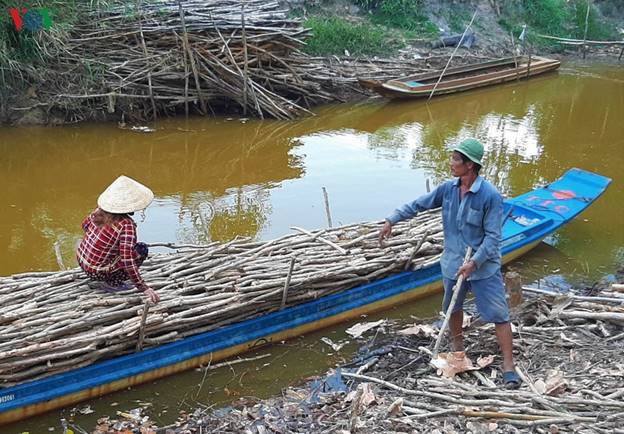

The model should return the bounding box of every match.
[77,213,148,291]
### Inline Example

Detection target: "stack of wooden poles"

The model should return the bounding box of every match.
[0,211,443,387]
[36,0,490,122]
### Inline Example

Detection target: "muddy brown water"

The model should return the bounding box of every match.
[1,62,623,432]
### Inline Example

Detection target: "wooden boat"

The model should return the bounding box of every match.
[359,56,561,99]
[0,168,610,425]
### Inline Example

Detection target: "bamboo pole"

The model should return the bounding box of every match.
[322,187,333,229]
[427,9,478,102]
[432,247,472,357]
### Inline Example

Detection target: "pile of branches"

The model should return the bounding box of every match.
[0,211,442,388]
[93,285,624,434]
[50,0,322,120]
[12,0,493,123]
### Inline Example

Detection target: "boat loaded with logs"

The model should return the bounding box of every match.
[358,56,561,99]
[0,168,610,424]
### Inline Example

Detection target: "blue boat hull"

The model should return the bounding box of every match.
[0,168,611,424]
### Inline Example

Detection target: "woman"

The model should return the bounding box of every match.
[77,175,160,304]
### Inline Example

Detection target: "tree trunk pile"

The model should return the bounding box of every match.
[28,0,490,123]
[0,211,442,387]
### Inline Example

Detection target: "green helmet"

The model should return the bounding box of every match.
[453,138,484,166]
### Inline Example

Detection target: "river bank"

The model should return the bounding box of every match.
[86,272,624,434]
[2,0,621,126]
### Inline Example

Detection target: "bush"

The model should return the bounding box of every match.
[303,17,397,56]
[498,0,619,49]
[354,0,437,36]
[570,0,618,40]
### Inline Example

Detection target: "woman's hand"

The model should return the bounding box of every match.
[92,207,107,227]
[144,287,160,304]
[378,221,393,246]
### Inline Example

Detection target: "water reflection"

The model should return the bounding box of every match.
[0,120,305,273]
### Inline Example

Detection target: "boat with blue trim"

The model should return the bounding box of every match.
[0,168,611,425]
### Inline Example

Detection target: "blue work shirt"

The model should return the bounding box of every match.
[386,176,503,280]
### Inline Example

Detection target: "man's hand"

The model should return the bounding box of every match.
[144,287,160,304]
[378,221,393,246]
[456,260,477,279]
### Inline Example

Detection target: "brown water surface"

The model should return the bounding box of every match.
[1,61,623,432]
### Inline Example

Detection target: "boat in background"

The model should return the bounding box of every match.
[359,56,561,99]
[0,168,610,425]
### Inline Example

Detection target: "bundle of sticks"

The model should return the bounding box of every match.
[30,0,490,122]
[342,290,624,433]
[87,284,624,433]
[0,211,442,387]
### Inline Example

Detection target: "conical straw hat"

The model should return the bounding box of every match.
[97,175,154,214]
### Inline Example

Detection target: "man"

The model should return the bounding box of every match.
[378,138,521,388]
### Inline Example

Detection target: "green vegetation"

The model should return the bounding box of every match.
[446,7,472,34]
[303,17,399,56]
[363,0,438,36]
[498,0,619,48]
[302,0,437,57]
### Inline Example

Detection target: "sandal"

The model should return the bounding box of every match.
[502,371,522,389]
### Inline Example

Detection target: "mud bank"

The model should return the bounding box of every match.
[87,272,624,434]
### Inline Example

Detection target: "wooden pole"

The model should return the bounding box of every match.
[322,186,333,228]
[526,44,533,79]
[281,257,295,309]
[582,0,591,60]
[404,230,430,271]
[136,0,157,120]
[432,246,472,358]
[178,1,208,115]
[427,9,478,102]
[136,301,150,352]
[510,30,520,82]
[241,3,249,116]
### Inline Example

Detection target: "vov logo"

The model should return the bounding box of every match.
[8,5,53,32]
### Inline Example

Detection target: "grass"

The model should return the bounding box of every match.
[356,0,438,38]
[303,16,399,56]
[498,0,619,49]
[302,0,438,57]
[445,8,472,34]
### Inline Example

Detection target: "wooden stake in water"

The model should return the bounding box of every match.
[322,186,333,228]
[432,246,473,358]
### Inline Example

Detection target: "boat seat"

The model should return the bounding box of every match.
[405,81,425,87]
